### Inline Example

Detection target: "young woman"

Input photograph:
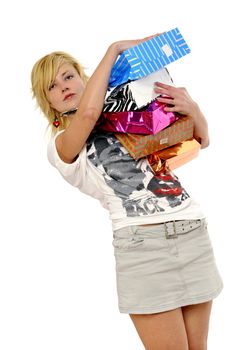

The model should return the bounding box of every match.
[31,34,223,350]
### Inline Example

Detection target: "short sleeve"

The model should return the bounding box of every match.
[47,131,87,187]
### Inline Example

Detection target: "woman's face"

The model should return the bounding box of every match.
[47,63,85,113]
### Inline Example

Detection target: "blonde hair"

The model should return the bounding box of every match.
[31,51,89,136]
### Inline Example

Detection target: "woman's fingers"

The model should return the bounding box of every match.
[116,33,164,54]
[139,33,162,45]
[156,97,175,105]
[163,105,179,112]
[144,32,163,40]
[154,82,176,97]
[155,84,193,115]
[155,81,172,88]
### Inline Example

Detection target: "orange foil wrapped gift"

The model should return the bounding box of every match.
[116,116,194,160]
[148,138,201,173]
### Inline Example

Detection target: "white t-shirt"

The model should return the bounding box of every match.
[47,130,205,231]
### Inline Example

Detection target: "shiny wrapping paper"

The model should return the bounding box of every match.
[97,99,179,135]
[104,69,174,112]
[148,138,201,172]
[115,116,194,160]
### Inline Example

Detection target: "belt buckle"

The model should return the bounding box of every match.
[164,221,178,239]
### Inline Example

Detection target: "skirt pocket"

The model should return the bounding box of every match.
[112,226,145,250]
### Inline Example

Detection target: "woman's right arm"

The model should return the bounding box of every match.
[56,36,157,163]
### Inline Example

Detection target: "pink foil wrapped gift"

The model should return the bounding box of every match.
[96,99,180,135]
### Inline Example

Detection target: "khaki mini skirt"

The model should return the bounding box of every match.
[112,219,223,314]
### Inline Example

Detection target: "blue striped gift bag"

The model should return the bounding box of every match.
[109,27,191,87]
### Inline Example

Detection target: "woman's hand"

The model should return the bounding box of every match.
[155,82,197,116]
[155,82,210,149]
[111,33,162,56]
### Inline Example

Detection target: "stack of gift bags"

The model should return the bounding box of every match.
[96,27,201,174]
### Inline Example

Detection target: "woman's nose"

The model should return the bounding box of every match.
[62,86,69,93]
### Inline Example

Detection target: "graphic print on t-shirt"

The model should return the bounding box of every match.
[86,132,189,217]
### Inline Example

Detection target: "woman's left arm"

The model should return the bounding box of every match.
[155,82,209,149]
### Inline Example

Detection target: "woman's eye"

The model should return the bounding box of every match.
[65,74,74,80]
[48,83,55,91]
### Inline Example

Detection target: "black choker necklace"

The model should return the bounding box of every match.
[60,108,78,117]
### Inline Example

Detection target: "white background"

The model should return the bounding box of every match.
[0,0,232,349]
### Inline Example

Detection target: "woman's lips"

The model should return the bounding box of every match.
[63,93,75,101]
